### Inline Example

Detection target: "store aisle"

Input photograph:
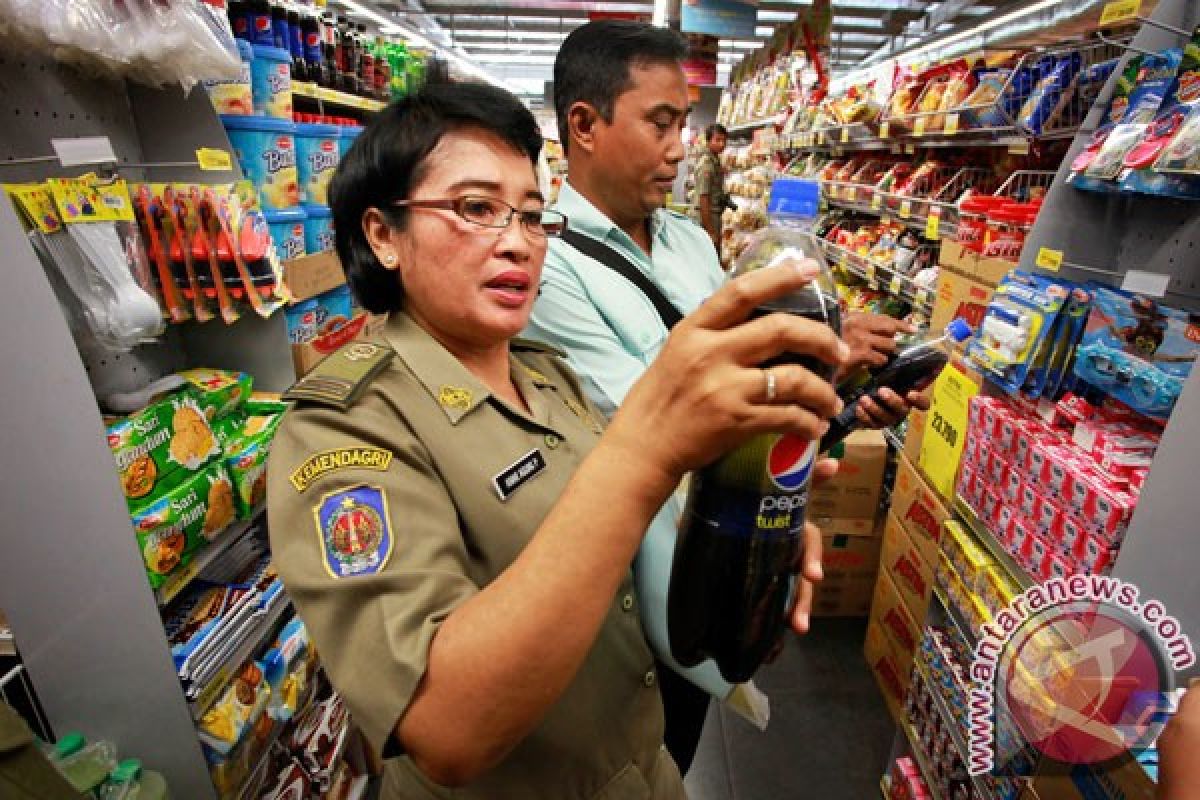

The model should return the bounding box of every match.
[685,617,894,800]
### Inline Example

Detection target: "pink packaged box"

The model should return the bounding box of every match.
[1072,528,1114,574]
[981,488,1001,519]
[1018,482,1040,518]
[987,447,1008,486]
[1043,550,1073,581]
[997,409,1019,455]
[1083,486,1135,544]
[1034,493,1059,535]
[1003,468,1025,505]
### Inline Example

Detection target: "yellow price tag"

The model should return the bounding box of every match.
[1100,0,1141,26]
[945,113,960,135]
[905,143,916,155]
[838,251,850,270]
[925,210,941,240]
[1008,140,1031,155]
[889,275,903,294]
[914,117,927,137]
[196,147,233,172]
[919,364,980,498]
[871,193,882,211]
[899,200,913,219]
[841,127,850,143]
[880,121,890,139]
[1036,247,1064,272]
[158,561,199,604]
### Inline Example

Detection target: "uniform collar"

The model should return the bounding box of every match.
[380,311,495,425]
[556,180,669,253]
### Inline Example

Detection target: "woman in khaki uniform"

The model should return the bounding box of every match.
[266,82,847,799]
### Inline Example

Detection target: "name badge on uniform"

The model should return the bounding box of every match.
[492,449,546,501]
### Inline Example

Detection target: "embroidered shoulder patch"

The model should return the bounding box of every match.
[313,485,393,578]
[289,447,392,492]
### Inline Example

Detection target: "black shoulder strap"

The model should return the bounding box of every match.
[560,228,684,331]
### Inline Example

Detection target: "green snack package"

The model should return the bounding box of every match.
[212,412,248,452]
[107,391,220,503]
[223,413,284,517]
[178,368,254,422]
[129,460,237,587]
[243,390,290,416]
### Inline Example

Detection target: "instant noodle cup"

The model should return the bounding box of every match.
[202,39,254,116]
[250,44,293,119]
[294,122,340,205]
[223,115,300,210]
[301,203,334,254]
[264,206,307,261]
[107,392,220,503]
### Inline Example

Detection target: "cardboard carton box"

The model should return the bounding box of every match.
[891,452,952,566]
[869,568,922,663]
[810,429,887,519]
[863,618,911,723]
[284,252,346,303]
[931,266,995,335]
[902,407,927,464]
[881,512,934,622]
[939,240,1016,286]
[812,524,884,617]
[291,312,382,376]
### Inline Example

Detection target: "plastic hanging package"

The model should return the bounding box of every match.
[1069,56,1145,181]
[0,0,240,91]
[1073,287,1198,419]
[966,270,1072,395]
[1084,50,1183,182]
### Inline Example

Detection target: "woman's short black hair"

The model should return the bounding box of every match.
[328,81,542,313]
[553,20,688,150]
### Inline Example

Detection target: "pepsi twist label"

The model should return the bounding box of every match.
[690,433,817,537]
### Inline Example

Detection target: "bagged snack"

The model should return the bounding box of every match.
[198,660,271,756]
[244,390,289,416]
[212,412,248,451]
[130,460,236,586]
[179,368,253,421]
[1070,57,1145,178]
[107,391,220,502]
[1017,53,1082,136]
[962,69,1012,128]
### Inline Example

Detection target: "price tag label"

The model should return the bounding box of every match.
[945,113,960,135]
[919,364,980,498]
[904,143,916,155]
[158,561,199,604]
[838,251,850,270]
[1100,0,1141,26]
[841,126,850,143]
[871,193,882,211]
[914,117,927,137]
[196,147,233,172]
[889,275,903,294]
[880,121,890,139]
[899,199,913,218]
[1008,140,1031,155]
[1036,247,1064,272]
[865,262,877,281]
[925,210,941,240]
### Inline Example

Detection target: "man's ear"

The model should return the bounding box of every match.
[567,101,600,155]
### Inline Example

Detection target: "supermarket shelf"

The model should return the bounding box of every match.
[914,658,1000,800]
[156,506,265,607]
[953,495,1034,589]
[292,81,386,113]
[823,192,958,243]
[933,586,978,651]
[189,597,293,722]
[899,717,944,800]
[820,240,935,314]
[726,113,785,135]
[883,427,905,452]
[777,129,1037,154]
[0,632,13,657]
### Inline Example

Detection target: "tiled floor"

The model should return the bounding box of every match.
[684,617,896,800]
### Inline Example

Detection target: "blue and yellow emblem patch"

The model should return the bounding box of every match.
[313,484,393,578]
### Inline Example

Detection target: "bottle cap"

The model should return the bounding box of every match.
[55,732,85,757]
[946,317,973,343]
[110,759,142,784]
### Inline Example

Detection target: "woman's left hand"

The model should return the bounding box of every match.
[855,387,932,429]
[790,457,839,635]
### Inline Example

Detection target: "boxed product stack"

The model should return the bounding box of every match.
[957,393,1159,581]
[864,451,949,717]
[885,756,931,800]
[809,430,888,617]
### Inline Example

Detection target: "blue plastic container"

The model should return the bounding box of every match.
[265,207,307,262]
[285,285,354,345]
[302,203,335,254]
[338,124,364,159]
[295,123,340,206]
[222,115,299,210]
[250,44,292,119]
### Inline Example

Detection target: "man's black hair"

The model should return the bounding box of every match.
[553,20,688,150]
[328,81,542,313]
[705,123,728,142]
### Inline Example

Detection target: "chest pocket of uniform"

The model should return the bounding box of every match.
[590,764,652,800]
[601,297,667,365]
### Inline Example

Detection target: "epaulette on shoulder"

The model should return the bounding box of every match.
[510,337,567,359]
[282,341,395,411]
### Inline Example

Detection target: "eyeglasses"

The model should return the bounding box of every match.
[391,195,568,238]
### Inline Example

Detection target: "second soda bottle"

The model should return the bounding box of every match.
[668,217,840,683]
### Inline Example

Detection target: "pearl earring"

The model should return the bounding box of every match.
[383,253,397,266]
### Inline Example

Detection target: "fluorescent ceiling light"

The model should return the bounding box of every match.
[452,29,567,40]
[471,53,558,65]
[461,42,562,52]
[895,0,1060,62]
[757,11,797,22]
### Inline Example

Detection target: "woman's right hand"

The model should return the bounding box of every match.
[603,257,847,496]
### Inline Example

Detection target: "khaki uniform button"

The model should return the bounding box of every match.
[621,593,634,612]
[643,670,656,688]
[545,433,561,449]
